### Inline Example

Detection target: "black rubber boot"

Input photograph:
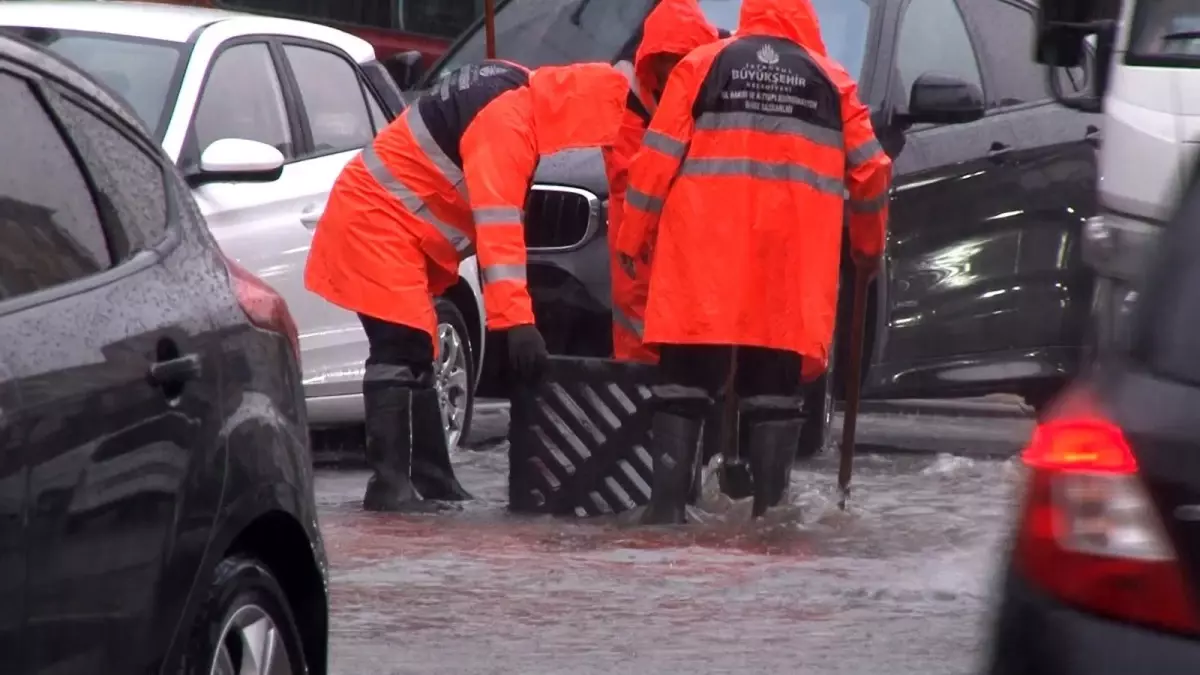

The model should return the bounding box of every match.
[741,395,805,518]
[410,387,473,501]
[641,385,711,525]
[361,381,445,514]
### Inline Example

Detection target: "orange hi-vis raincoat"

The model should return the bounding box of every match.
[305,61,629,342]
[615,0,892,381]
[604,0,718,364]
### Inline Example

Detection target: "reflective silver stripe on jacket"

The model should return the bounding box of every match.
[848,190,889,214]
[643,130,687,158]
[612,307,644,338]
[695,111,843,149]
[625,187,663,214]
[481,264,527,284]
[406,109,469,200]
[846,138,884,169]
[360,143,475,260]
[679,157,845,196]
[472,206,523,225]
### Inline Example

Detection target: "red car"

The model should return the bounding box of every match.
[140,0,479,81]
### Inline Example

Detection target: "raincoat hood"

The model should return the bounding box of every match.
[634,0,720,92]
[529,62,629,155]
[737,0,828,56]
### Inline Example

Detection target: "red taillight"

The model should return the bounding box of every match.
[223,255,301,358]
[1016,416,1200,634]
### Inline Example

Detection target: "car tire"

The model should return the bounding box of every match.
[178,556,309,675]
[797,363,835,461]
[435,298,475,453]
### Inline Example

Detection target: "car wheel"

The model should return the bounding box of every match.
[435,298,475,453]
[179,556,308,675]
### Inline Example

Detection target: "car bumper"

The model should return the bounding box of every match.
[526,234,614,357]
[984,569,1200,674]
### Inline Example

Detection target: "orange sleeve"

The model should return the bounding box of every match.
[614,51,710,263]
[836,70,892,260]
[460,88,539,330]
[605,110,648,247]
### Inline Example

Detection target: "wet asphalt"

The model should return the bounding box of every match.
[318,403,1035,675]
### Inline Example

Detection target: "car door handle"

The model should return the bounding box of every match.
[300,204,323,230]
[1085,124,1101,148]
[148,353,202,387]
[986,141,1011,163]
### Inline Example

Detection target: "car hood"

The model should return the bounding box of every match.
[533,147,609,198]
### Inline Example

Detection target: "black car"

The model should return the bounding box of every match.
[399,0,1101,457]
[0,34,327,675]
[983,163,1200,675]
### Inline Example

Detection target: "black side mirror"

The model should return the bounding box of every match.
[901,72,985,126]
[384,50,425,90]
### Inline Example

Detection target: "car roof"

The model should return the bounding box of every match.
[0,31,145,133]
[0,1,376,63]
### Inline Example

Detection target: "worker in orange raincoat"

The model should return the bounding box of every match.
[617,0,893,524]
[604,0,719,364]
[306,61,629,513]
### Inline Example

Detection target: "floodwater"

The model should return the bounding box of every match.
[319,420,1025,675]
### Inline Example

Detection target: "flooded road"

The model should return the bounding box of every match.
[318,407,1031,675]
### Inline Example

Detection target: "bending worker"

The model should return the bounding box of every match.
[306,61,629,513]
[617,0,892,524]
[605,0,719,363]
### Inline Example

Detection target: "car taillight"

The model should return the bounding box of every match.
[1016,416,1200,634]
[223,255,301,358]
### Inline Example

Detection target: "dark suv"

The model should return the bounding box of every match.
[414,0,1101,456]
[0,34,327,674]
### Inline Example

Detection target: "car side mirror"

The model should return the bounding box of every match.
[186,138,284,187]
[384,50,425,91]
[901,72,985,126]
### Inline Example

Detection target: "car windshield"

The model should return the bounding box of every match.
[1129,0,1200,63]
[3,27,186,139]
[432,0,872,81]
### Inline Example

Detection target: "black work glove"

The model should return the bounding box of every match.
[507,323,548,384]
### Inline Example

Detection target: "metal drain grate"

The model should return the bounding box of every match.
[508,357,658,516]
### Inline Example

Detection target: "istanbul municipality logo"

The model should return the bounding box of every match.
[756,44,780,65]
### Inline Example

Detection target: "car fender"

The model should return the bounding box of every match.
[457,255,486,383]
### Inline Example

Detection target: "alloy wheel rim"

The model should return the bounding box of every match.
[209,604,293,675]
[436,322,470,452]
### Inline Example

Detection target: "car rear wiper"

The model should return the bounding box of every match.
[1163,30,1200,41]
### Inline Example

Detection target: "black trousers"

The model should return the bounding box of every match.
[358,314,435,388]
[658,344,803,399]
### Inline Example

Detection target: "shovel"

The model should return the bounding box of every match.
[838,264,873,511]
[716,346,754,499]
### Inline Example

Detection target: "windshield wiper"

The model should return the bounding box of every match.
[570,0,593,26]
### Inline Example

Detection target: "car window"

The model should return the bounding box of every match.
[696,0,875,79]
[0,72,111,301]
[284,45,375,156]
[893,0,983,108]
[398,0,483,37]
[435,0,656,76]
[48,93,169,260]
[365,85,388,133]
[191,42,293,167]
[1128,0,1200,64]
[970,1,1047,107]
[0,28,186,141]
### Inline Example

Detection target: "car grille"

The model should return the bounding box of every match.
[524,186,599,251]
